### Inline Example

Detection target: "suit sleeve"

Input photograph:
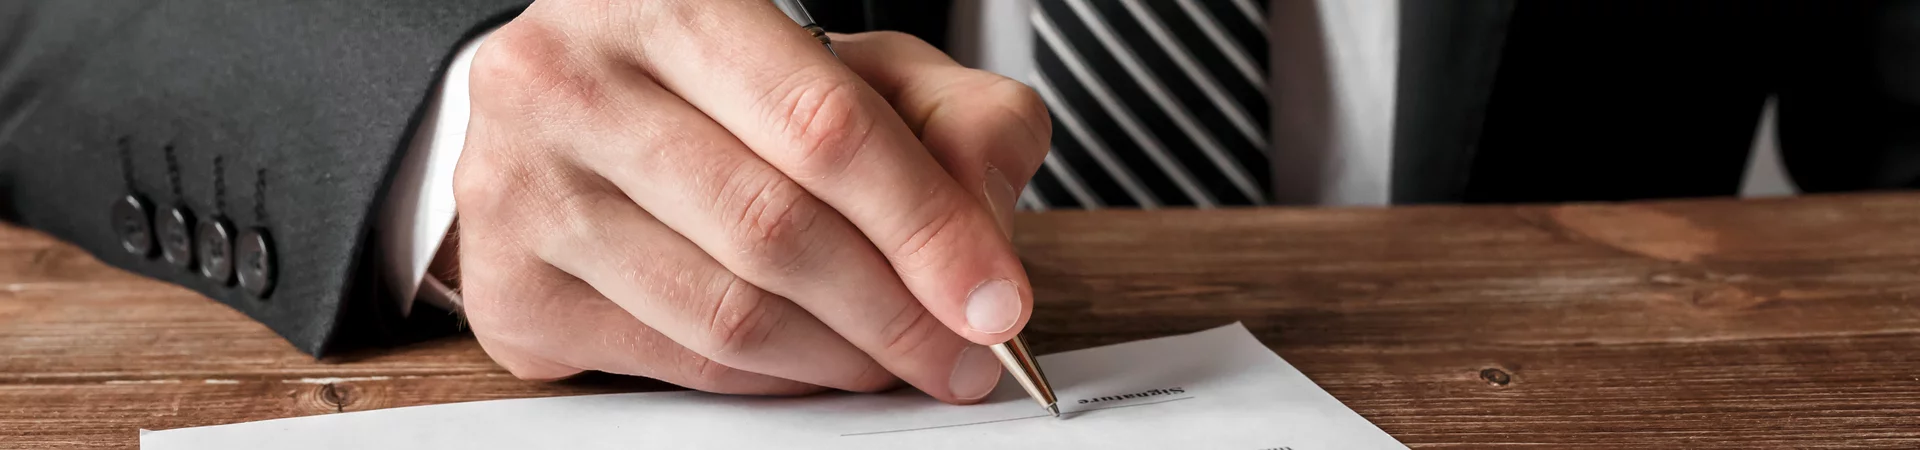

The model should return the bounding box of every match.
[0,0,527,356]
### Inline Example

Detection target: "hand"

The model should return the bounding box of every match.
[453,0,1051,405]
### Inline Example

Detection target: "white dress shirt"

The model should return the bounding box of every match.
[376,0,1402,314]
[376,30,493,316]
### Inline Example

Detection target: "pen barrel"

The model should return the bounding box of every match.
[802,24,832,49]
[990,336,1058,408]
[771,0,819,28]
[771,0,834,55]
[772,0,814,22]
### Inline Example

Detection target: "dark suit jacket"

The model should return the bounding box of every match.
[3,0,1915,356]
[0,0,953,357]
[1396,1,1920,203]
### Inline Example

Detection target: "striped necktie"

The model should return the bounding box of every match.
[1020,0,1271,210]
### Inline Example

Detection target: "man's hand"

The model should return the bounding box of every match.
[454,0,1051,405]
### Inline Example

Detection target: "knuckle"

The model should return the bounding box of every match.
[990,77,1053,145]
[843,362,903,393]
[451,151,524,218]
[697,277,782,362]
[535,187,627,257]
[718,172,825,275]
[971,76,1053,155]
[620,0,704,33]
[887,204,968,274]
[873,304,941,362]
[918,75,1052,172]
[681,354,741,390]
[453,147,587,258]
[762,69,878,178]
[468,25,559,103]
[470,22,602,116]
[552,0,618,19]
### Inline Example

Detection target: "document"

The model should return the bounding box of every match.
[142,323,1406,449]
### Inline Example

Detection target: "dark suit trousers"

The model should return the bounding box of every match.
[1463,0,1920,202]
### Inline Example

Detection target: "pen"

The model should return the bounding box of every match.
[770,0,836,57]
[768,0,1061,419]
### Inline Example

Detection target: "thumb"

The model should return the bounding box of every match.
[982,166,1019,239]
[831,31,1052,241]
[832,31,1051,345]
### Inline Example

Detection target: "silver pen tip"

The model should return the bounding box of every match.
[1046,403,1060,418]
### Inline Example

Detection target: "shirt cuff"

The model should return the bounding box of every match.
[377,28,495,317]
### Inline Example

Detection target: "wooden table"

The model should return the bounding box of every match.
[5,194,1919,448]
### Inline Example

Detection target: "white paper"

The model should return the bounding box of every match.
[142,324,1405,449]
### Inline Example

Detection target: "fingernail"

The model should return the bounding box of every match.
[983,167,1016,240]
[949,344,1002,401]
[965,278,1021,334]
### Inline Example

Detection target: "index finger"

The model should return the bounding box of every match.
[607,1,1032,345]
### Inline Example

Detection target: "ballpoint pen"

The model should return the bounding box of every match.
[768,0,1062,419]
[770,0,836,57]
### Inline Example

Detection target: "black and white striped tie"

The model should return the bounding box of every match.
[1020,0,1270,210]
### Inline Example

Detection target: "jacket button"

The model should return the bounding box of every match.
[112,195,155,257]
[158,207,195,270]
[196,218,234,285]
[236,228,275,299]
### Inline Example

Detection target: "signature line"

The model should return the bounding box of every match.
[839,396,1198,437]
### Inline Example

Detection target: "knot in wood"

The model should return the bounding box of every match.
[1480,368,1512,387]
[318,383,350,410]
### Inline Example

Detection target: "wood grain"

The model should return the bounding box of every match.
[4,193,1919,449]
